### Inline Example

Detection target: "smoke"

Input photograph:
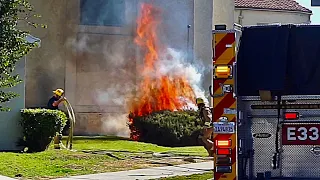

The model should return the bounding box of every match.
[65,1,210,137]
[137,0,209,106]
[66,35,90,53]
[154,48,208,108]
[151,0,194,52]
[65,33,136,137]
[101,113,130,138]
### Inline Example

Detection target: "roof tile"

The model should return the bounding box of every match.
[235,0,312,13]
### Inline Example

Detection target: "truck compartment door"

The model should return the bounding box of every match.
[237,25,290,96]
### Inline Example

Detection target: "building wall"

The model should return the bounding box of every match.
[25,0,140,135]
[66,0,138,135]
[0,59,26,151]
[25,0,69,108]
[194,0,213,105]
[25,0,213,136]
[213,0,235,29]
[235,9,311,26]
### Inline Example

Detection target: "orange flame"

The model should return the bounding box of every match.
[128,3,196,140]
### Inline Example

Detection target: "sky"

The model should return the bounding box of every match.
[296,0,320,24]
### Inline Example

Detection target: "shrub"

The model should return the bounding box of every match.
[20,108,67,152]
[130,110,204,147]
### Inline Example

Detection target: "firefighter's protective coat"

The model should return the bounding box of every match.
[200,106,212,126]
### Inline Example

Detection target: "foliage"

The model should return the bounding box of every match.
[0,0,46,111]
[20,108,67,152]
[131,110,204,147]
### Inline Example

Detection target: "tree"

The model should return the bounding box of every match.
[0,0,45,111]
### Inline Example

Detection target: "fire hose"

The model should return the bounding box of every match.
[63,99,76,150]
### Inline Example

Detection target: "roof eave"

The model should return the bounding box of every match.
[235,6,312,15]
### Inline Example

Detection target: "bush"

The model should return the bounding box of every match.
[130,110,204,147]
[20,108,67,152]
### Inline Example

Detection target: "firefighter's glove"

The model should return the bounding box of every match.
[204,121,211,127]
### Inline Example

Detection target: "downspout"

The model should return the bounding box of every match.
[234,9,243,52]
[238,9,243,25]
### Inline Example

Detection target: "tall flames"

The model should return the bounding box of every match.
[128,3,196,140]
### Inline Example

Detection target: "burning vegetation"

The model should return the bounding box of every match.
[128,3,197,140]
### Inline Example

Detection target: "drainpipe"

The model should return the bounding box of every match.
[238,10,243,25]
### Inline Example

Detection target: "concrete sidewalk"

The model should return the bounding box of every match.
[0,175,15,180]
[54,161,213,180]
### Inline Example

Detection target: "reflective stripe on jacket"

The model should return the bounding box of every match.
[199,106,212,127]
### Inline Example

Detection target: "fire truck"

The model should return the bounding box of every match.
[210,24,320,180]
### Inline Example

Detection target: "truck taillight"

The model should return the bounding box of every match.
[217,148,232,155]
[216,166,232,173]
[216,139,231,147]
[215,142,233,173]
[284,112,299,120]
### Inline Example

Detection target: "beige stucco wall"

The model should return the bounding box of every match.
[235,9,311,26]
[24,0,138,135]
[194,0,213,105]
[213,0,235,29]
[24,0,71,108]
[24,0,213,136]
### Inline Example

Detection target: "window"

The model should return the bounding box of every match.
[257,23,269,25]
[80,0,125,26]
[312,0,320,6]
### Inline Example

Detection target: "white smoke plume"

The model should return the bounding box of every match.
[155,48,209,109]
[101,113,130,138]
[64,2,210,137]
[66,34,90,53]
[65,34,136,137]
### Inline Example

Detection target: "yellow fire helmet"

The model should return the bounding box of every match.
[53,88,64,97]
[196,97,204,105]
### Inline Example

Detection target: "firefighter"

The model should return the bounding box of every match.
[47,88,66,149]
[47,88,66,110]
[196,97,214,156]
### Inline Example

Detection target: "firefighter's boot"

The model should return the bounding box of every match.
[53,136,60,149]
[53,134,63,149]
[204,142,214,157]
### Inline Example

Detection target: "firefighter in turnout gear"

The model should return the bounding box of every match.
[196,97,214,157]
[48,88,66,149]
[47,88,66,110]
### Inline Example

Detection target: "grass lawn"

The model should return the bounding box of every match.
[158,172,213,180]
[0,136,208,179]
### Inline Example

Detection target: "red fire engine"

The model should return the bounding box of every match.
[211,24,320,180]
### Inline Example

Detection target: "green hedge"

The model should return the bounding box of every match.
[20,108,67,152]
[130,110,204,147]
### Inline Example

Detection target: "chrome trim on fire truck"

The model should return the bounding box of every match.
[310,146,320,157]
